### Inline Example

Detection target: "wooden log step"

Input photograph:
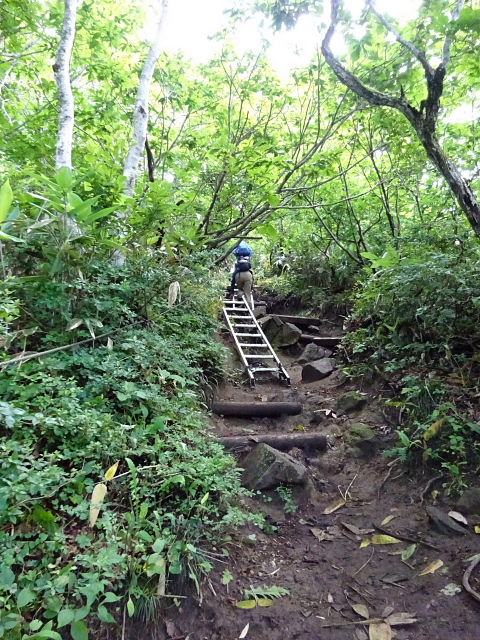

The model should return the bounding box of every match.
[218,432,327,451]
[276,315,321,326]
[212,401,302,417]
[299,334,342,347]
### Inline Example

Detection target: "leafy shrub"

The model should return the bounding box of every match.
[344,250,480,479]
[0,242,255,639]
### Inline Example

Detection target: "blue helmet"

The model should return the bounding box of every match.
[233,241,253,257]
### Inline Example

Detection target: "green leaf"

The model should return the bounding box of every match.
[401,544,417,561]
[236,600,256,609]
[73,606,90,621]
[84,206,116,224]
[70,620,89,640]
[102,592,122,603]
[69,197,99,221]
[55,167,73,190]
[0,179,13,224]
[127,598,135,617]
[97,605,115,623]
[0,230,23,242]
[0,567,15,589]
[257,223,279,240]
[57,609,75,628]
[17,588,35,608]
[29,620,43,631]
[221,569,233,585]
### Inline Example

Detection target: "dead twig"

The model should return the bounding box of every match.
[377,459,400,498]
[340,473,358,501]
[463,554,480,603]
[372,522,440,552]
[345,582,375,607]
[321,618,385,628]
[419,475,442,504]
[352,549,374,577]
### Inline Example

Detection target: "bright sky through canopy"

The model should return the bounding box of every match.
[160,0,422,77]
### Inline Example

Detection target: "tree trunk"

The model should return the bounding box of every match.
[322,0,480,240]
[418,129,480,238]
[53,0,78,170]
[123,0,169,197]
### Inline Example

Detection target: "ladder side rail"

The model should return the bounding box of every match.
[241,306,290,381]
[223,307,255,385]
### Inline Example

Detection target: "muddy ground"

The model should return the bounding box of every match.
[139,316,480,640]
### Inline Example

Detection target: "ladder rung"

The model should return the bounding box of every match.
[236,333,262,337]
[244,355,274,359]
[229,315,252,319]
[250,367,279,372]
[234,323,256,328]
[239,344,269,348]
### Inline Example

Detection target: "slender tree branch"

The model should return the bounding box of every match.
[366,0,434,78]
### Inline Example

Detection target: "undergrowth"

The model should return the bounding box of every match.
[0,177,257,639]
[342,248,480,487]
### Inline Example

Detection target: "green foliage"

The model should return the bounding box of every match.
[0,178,256,639]
[275,485,298,514]
[345,250,480,478]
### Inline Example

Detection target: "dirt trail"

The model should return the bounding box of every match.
[161,320,480,640]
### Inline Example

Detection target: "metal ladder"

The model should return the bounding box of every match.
[223,297,290,387]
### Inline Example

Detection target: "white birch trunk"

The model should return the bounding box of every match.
[123,0,169,197]
[53,0,78,170]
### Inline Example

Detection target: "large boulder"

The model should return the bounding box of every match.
[241,443,308,491]
[298,343,332,364]
[456,487,480,515]
[425,506,468,536]
[258,315,283,342]
[336,391,367,413]
[253,305,267,319]
[345,423,377,456]
[274,322,302,347]
[301,358,336,382]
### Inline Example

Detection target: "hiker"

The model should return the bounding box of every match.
[229,242,254,309]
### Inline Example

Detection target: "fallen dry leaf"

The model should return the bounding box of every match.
[257,598,274,607]
[239,622,249,639]
[384,612,418,626]
[327,593,334,603]
[369,622,392,640]
[423,418,444,441]
[356,629,369,640]
[401,544,417,562]
[236,600,256,609]
[448,510,468,525]
[371,534,401,545]
[323,497,346,515]
[341,522,375,536]
[360,539,372,548]
[89,482,108,527]
[351,603,370,619]
[310,527,336,542]
[380,515,397,526]
[475,526,480,534]
[419,559,443,576]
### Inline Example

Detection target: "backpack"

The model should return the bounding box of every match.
[233,241,253,258]
[236,258,252,272]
